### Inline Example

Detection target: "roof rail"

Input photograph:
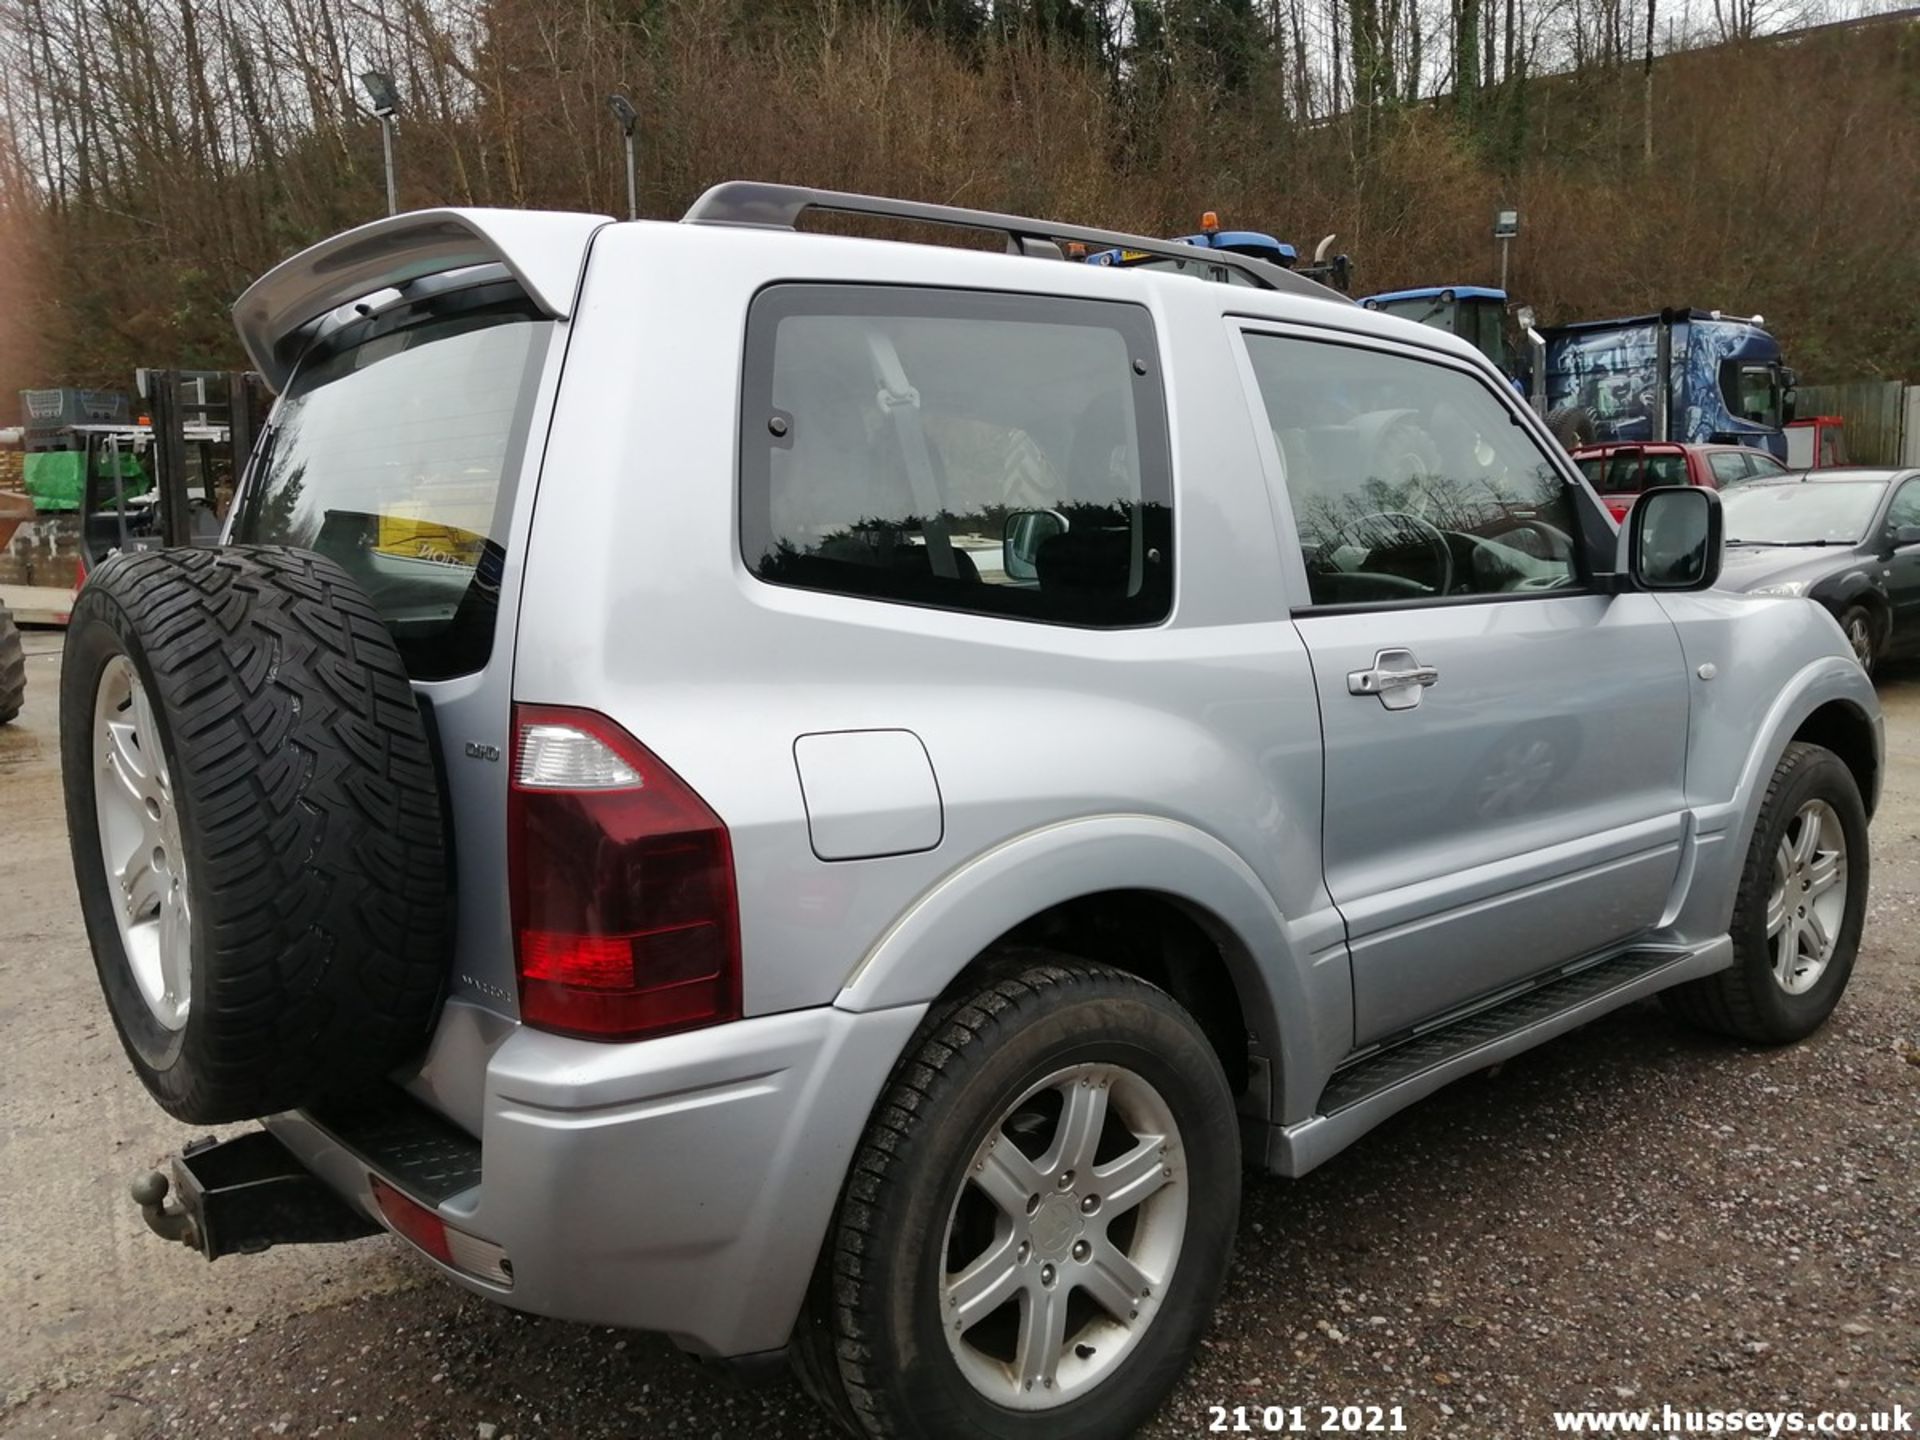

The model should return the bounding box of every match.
[682,181,1345,301]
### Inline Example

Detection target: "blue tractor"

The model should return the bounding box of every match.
[1083,211,1353,292]
[1356,286,1798,461]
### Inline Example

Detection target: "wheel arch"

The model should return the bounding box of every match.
[1673,653,1881,943]
[834,815,1348,1128]
[1732,660,1881,839]
[1792,697,1881,820]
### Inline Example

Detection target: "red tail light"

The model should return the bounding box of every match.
[508,704,741,1041]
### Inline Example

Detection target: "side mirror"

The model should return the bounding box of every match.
[1782,386,1798,425]
[1893,524,1920,548]
[1620,485,1723,592]
[1003,509,1067,583]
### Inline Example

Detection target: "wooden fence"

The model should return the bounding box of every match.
[1795,381,1912,466]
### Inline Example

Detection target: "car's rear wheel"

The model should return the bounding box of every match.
[793,953,1240,1439]
[1661,741,1868,1043]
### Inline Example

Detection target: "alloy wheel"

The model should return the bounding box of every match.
[1844,614,1873,670]
[1766,797,1846,996]
[92,655,192,1029]
[939,1062,1187,1409]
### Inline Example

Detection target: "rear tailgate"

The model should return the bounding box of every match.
[226,210,608,1134]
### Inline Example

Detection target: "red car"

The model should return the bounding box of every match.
[1571,441,1791,522]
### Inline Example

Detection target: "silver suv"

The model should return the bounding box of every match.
[62,184,1880,1440]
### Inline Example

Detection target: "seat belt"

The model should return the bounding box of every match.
[865,331,960,580]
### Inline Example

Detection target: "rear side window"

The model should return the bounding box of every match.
[740,285,1173,627]
[231,284,552,680]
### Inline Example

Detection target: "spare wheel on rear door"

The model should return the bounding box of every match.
[61,545,451,1123]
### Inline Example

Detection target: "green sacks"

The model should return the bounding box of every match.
[22,449,149,512]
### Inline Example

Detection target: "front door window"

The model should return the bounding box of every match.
[1242,334,1583,607]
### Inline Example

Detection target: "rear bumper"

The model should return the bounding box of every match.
[267,1000,927,1357]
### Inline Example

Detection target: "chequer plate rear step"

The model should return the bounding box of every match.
[305,1086,483,1204]
[1316,950,1681,1116]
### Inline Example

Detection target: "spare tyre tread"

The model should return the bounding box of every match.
[62,546,450,1122]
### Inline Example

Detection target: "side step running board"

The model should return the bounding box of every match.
[1268,939,1732,1178]
[1319,950,1682,1115]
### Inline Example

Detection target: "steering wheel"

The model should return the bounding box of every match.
[1497,517,1576,562]
[1350,511,1455,597]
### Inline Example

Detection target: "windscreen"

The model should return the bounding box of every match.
[1372,296,1453,331]
[231,285,552,680]
[1721,483,1884,546]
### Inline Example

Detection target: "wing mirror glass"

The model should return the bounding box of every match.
[1622,485,1722,591]
[1003,509,1067,583]
[1893,523,1920,548]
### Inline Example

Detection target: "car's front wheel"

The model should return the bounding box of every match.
[795,953,1240,1439]
[1838,604,1877,674]
[1662,741,1869,1043]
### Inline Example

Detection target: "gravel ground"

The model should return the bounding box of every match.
[3,635,1916,1439]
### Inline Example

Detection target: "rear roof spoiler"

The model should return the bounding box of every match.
[232,208,613,392]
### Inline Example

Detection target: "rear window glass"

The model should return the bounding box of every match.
[231,286,551,680]
[1595,452,1685,494]
[1645,454,1688,488]
[1601,455,1643,493]
[740,284,1173,627]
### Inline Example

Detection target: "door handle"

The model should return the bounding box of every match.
[1348,649,1439,710]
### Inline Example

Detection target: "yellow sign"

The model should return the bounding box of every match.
[375,516,487,568]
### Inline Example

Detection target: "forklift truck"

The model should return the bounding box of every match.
[2,370,263,726]
[76,370,267,577]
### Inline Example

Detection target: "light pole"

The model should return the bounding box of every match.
[361,70,400,217]
[1494,207,1520,294]
[606,94,638,220]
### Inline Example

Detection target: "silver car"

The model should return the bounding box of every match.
[62,183,1879,1440]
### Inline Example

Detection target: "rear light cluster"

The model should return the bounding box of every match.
[508,704,742,1042]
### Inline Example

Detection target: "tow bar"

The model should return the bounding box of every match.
[131,1129,379,1259]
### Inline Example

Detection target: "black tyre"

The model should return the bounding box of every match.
[0,605,23,725]
[1661,742,1868,1044]
[1837,604,1877,675]
[61,546,450,1123]
[794,953,1240,1439]
[1546,404,1598,451]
